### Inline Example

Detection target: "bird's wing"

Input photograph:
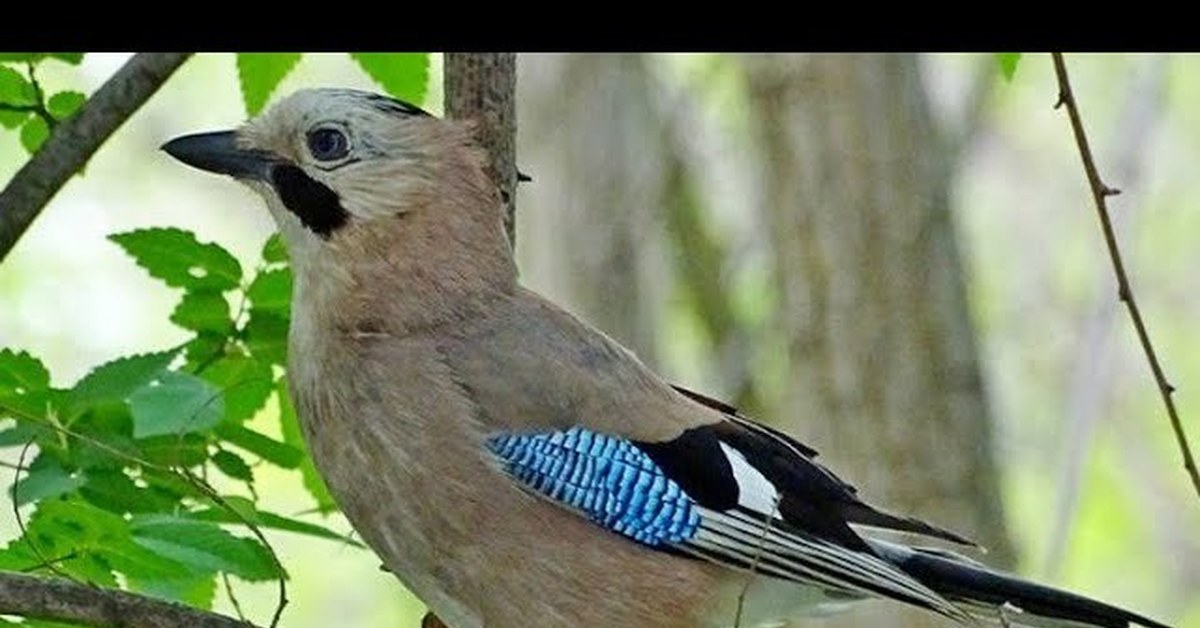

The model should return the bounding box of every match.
[445,289,972,620]
[486,421,968,622]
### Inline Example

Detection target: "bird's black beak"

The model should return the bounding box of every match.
[161,130,276,181]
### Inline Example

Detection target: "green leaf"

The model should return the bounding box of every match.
[0,53,84,65]
[187,506,362,547]
[67,351,175,413]
[996,53,1022,82]
[80,469,178,514]
[11,455,85,506]
[236,53,302,115]
[278,379,336,512]
[262,233,288,264]
[130,516,282,581]
[170,290,233,335]
[109,228,243,292]
[48,53,84,65]
[0,65,36,106]
[0,349,50,393]
[212,450,253,482]
[247,267,292,315]
[198,353,274,423]
[20,116,49,153]
[243,309,288,365]
[129,372,224,439]
[350,53,429,105]
[215,423,303,468]
[0,349,52,419]
[47,90,85,120]
[126,571,217,609]
[0,108,28,129]
[0,422,43,446]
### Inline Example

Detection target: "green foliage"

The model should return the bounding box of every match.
[996,53,1022,82]
[0,55,92,155]
[0,229,355,617]
[234,52,431,119]
[351,53,430,104]
[236,53,303,115]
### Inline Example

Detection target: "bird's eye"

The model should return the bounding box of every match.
[306,127,350,162]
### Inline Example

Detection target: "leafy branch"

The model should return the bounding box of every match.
[1051,52,1200,500]
[0,53,191,263]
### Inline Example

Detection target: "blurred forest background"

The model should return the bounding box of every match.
[0,53,1196,627]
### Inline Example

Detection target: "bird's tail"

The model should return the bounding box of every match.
[868,540,1171,628]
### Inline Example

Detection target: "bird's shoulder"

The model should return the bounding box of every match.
[437,286,715,442]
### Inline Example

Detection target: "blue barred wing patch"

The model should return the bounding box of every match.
[487,427,701,546]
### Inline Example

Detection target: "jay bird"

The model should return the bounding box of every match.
[162,88,1170,628]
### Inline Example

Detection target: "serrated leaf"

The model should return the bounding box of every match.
[0,349,50,393]
[130,372,224,439]
[130,516,282,581]
[243,309,288,365]
[0,65,36,106]
[236,53,302,115]
[278,379,336,512]
[47,90,85,120]
[247,267,292,315]
[350,53,429,105]
[80,469,178,515]
[198,353,274,423]
[262,232,288,264]
[170,290,233,335]
[109,228,242,292]
[996,53,1022,82]
[212,450,253,482]
[187,506,362,547]
[67,351,175,413]
[20,116,49,154]
[11,455,84,506]
[0,350,52,419]
[215,423,303,468]
[126,571,217,609]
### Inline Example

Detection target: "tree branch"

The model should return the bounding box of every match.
[0,52,192,263]
[1051,52,1200,501]
[443,53,518,247]
[0,571,255,628]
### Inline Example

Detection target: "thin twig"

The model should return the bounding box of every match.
[0,53,192,262]
[733,498,779,628]
[11,439,72,581]
[1051,52,1200,500]
[222,572,247,623]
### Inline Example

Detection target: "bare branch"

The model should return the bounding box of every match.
[443,53,518,246]
[0,53,192,263]
[1051,52,1200,500]
[0,571,255,628]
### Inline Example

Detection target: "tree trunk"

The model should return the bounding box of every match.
[516,53,670,364]
[743,53,1014,626]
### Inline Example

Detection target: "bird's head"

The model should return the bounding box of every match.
[163,88,516,330]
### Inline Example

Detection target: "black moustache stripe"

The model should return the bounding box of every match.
[270,164,350,238]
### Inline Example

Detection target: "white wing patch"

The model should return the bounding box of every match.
[719,442,780,514]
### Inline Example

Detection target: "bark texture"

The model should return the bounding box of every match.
[743,53,1014,626]
[516,54,671,364]
[445,53,518,246]
[0,572,254,628]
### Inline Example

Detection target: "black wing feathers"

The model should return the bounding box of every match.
[671,384,974,548]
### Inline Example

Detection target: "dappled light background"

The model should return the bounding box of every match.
[1,53,1196,627]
